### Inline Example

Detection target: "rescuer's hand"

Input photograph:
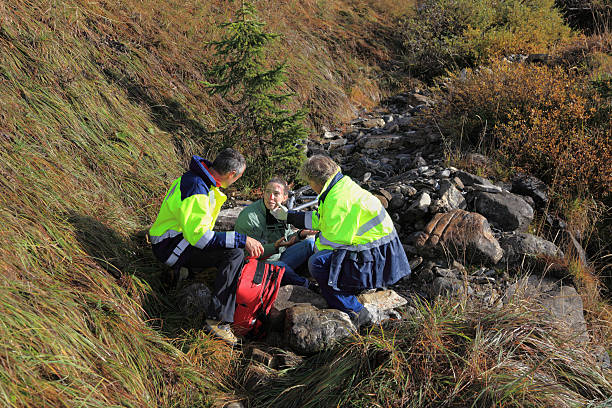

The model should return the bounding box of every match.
[245,236,264,258]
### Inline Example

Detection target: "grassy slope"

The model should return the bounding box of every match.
[0,0,410,405]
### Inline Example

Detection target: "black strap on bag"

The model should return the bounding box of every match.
[253,260,266,285]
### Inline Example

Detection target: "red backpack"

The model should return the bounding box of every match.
[233,257,285,337]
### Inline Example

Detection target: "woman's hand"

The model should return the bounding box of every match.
[274,235,298,249]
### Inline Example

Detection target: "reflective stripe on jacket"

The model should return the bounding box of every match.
[288,172,410,290]
[149,155,246,267]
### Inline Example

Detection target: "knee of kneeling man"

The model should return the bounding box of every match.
[227,248,245,261]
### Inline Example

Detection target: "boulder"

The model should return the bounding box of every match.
[274,285,328,310]
[357,134,404,150]
[511,173,549,210]
[499,233,564,271]
[328,138,347,150]
[505,275,588,343]
[472,191,534,232]
[456,170,495,188]
[415,209,503,265]
[216,206,248,231]
[284,304,355,354]
[362,118,385,128]
[361,304,402,325]
[357,289,407,311]
[430,179,466,213]
[472,183,503,193]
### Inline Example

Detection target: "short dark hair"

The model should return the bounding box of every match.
[266,176,289,194]
[211,148,246,175]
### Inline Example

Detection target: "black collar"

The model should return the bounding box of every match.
[319,172,344,205]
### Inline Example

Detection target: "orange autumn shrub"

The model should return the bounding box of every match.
[433,60,611,199]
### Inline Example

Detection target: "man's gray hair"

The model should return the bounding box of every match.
[212,148,246,175]
[300,155,339,186]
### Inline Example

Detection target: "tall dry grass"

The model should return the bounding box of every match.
[250,298,612,408]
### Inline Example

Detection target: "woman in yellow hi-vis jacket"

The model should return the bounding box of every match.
[271,155,411,326]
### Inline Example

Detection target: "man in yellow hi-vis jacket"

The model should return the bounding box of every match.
[271,155,411,326]
[149,148,263,345]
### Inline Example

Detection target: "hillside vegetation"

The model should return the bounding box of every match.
[0,0,408,405]
[0,0,610,406]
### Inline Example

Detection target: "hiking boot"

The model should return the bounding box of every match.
[349,306,374,329]
[205,319,239,346]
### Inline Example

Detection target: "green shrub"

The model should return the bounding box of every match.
[205,2,309,186]
[401,0,574,81]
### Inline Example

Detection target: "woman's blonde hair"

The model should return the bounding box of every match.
[299,155,339,186]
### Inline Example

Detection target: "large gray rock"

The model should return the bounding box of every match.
[357,289,407,311]
[505,275,588,343]
[274,285,328,310]
[456,170,495,188]
[415,209,503,265]
[362,118,385,129]
[284,304,354,354]
[499,233,564,270]
[472,183,503,194]
[430,180,466,213]
[357,134,404,150]
[327,138,347,151]
[512,173,549,210]
[361,304,402,325]
[472,191,534,232]
[175,283,211,320]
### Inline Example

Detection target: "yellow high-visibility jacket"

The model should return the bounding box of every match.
[149,156,246,267]
[287,171,410,290]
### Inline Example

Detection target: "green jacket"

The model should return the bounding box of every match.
[235,199,295,261]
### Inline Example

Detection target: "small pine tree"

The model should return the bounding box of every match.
[205,1,308,186]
